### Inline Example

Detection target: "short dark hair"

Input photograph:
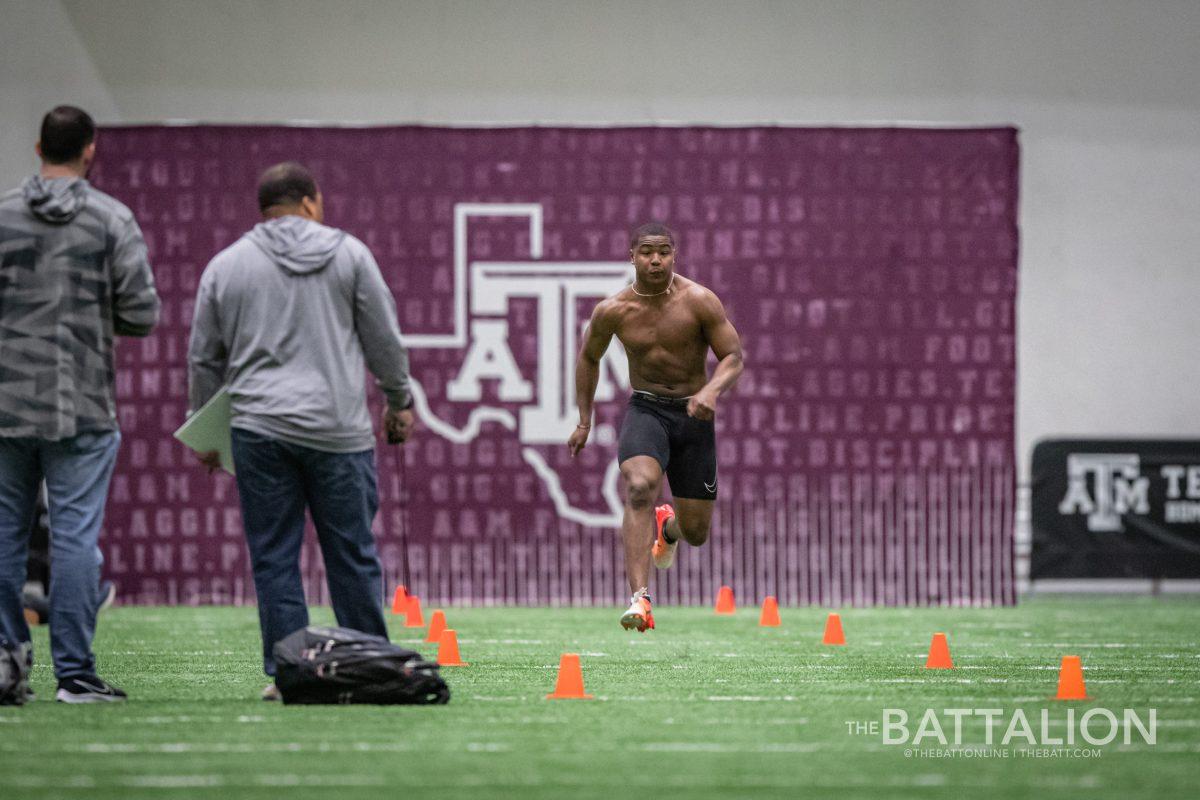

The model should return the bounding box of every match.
[39,106,95,164]
[629,222,676,250]
[257,162,319,211]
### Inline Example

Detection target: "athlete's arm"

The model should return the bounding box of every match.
[568,301,616,456]
[688,289,744,421]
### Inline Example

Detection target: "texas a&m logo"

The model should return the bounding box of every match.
[1057,454,1150,532]
[402,203,633,527]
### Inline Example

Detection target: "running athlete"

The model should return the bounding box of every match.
[568,222,744,631]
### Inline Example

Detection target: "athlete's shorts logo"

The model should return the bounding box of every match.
[402,203,633,527]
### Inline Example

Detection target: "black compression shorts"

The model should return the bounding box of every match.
[617,391,718,500]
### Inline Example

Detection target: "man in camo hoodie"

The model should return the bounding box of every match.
[0,106,159,704]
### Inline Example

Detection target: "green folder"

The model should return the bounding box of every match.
[173,387,235,474]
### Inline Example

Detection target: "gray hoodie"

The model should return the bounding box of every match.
[0,176,159,439]
[187,215,410,452]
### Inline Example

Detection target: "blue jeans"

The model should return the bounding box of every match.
[230,428,388,675]
[0,431,120,679]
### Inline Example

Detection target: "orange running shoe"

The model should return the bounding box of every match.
[651,504,678,569]
[620,594,655,632]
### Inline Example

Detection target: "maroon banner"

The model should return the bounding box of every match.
[90,125,1018,607]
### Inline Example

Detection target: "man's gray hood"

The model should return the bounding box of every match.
[246,215,345,275]
[22,176,88,224]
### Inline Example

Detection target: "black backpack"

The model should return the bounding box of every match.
[272,626,450,705]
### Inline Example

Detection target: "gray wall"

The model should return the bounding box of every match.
[4,0,1199,474]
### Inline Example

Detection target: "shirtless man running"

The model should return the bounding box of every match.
[568,222,744,631]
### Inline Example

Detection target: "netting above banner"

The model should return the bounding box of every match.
[91,125,1018,607]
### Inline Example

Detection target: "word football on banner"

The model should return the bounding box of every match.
[1032,440,1200,579]
[90,125,1019,607]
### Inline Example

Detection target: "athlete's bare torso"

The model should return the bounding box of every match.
[594,275,716,397]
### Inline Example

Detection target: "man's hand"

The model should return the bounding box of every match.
[687,388,719,421]
[567,424,590,457]
[196,450,222,474]
[383,407,415,444]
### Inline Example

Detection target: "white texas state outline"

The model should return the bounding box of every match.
[407,376,624,528]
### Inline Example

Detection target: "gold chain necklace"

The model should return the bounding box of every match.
[631,274,675,297]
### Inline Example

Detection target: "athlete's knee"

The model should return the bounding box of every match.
[622,472,660,510]
[678,517,710,546]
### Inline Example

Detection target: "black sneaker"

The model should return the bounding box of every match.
[55,675,127,704]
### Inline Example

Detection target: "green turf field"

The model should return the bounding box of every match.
[2,597,1198,799]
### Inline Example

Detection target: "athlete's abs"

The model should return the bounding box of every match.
[613,301,709,396]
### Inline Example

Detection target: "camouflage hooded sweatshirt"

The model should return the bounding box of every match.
[0,176,160,439]
[187,215,411,453]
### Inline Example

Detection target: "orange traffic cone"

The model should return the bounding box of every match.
[546,653,593,699]
[425,609,447,643]
[405,595,425,627]
[390,585,409,615]
[925,632,953,669]
[715,585,736,614]
[759,596,781,627]
[437,629,468,666]
[822,612,845,645]
[1055,655,1089,700]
